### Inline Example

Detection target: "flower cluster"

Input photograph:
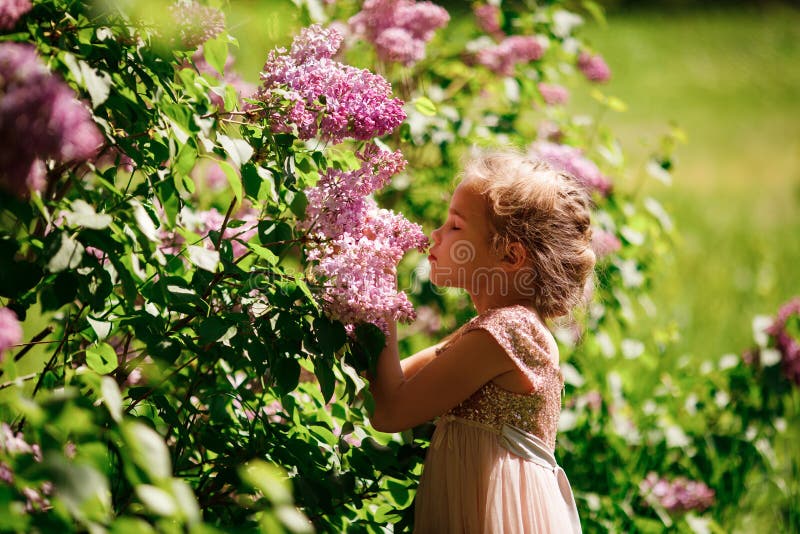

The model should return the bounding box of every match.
[591,229,621,258]
[349,0,450,66]
[0,43,103,197]
[529,140,612,195]
[0,307,22,361]
[766,297,800,386]
[475,35,545,77]
[256,24,406,144]
[169,1,226,50]
[537,82,569,106]
[640,472,715,513]
[301,144,428,331]
[0,0,31,30]
[577,51,611,83]
[474,4,503,39]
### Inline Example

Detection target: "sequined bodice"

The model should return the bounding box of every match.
[436,305,564,450]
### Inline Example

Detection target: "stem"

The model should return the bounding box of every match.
[0,373,38,391]
[215,198,236,251]
[13,326,55,362]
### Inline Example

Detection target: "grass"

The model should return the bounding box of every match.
[574,5,800,362]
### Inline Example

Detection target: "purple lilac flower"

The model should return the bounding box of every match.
[577,51,611,83]
[591,229,621,258]
[537,82,569,106]
[766,297,800,386]
[256,24,406,144]
[301,144,407,238]
[474,4,503,39]
[301,144,427,331]
[529,140,611,195]
[349,0,450,66]
[0,0,32,30]
[475,35,545,77]
[169,1,225,50]
[640,472,715,513]
[0,43,103,197]
[0,307,23,360]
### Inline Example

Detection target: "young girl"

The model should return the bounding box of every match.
[369,148,595,533]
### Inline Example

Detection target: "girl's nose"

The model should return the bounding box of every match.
[430,226,441,245]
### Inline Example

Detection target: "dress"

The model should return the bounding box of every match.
[413,305,582,534]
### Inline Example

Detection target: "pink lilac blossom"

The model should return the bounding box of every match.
[474,4,503,39]
[529,140,612,195]
[169,1,225,50]
[577,51,611,83]
[313,205,428,330]
[0,307,23,360]
[301,144,427,331]
[591,229,621,258]
[256,24,406,144]
[475,35,544,77]
[766,297,800,386]
[349,0,450,66]
[0,0,32,30]
[640,472,715,513]
[301,144,406,238]
[537,82,569,106]
[0,43,103,197]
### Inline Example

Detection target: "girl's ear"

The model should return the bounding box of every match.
[503,242,527,271]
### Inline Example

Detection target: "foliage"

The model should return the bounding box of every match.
[0,1,796,533]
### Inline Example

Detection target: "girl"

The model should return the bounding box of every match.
[369,148,595,533]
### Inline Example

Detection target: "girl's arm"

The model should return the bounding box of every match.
[368,319,516,433]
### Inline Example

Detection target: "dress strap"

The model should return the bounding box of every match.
[501,424,583,534]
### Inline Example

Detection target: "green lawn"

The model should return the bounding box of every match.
[576,6,800,362]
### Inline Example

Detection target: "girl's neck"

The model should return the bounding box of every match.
[469,292,539,317]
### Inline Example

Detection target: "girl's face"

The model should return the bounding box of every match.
[428,182,500,292]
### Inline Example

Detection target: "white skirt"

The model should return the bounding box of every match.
[414,416,581,534]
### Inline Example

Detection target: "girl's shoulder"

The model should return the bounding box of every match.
[441,305,557,366]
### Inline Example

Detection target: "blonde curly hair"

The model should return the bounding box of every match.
[461,148,596,318]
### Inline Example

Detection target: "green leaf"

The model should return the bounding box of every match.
[187,245,220,272]
[289,190,308,218]
[121,421,172,481]
[48,460,112,524]
[239,460,292,505]
[62,199,112,229]
[413,96,437,117]
[86,342,118,374]
[135,485,177,517]
[47,233,85,272]
[247,242,280,265]
[217,159,243,207]
[203,35,229,76]
[101,376,123,422]
[217,134,254,169]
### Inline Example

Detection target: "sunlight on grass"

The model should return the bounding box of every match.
[573,6,800,362]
